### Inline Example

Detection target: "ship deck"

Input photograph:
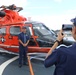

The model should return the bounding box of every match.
[0,49,55,75]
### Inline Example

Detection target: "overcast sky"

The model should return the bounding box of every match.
[0,0,76,30]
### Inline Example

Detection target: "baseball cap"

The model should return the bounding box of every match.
[22,26,27,29]
[71,17,76,26]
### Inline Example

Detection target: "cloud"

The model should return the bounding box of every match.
[30,14,74,30]
[19,9,75,30]
[0,0,27,7]
[66,9,76,15]
[25,6,51,9]
[19,11,31,17]
[54,0,63,3]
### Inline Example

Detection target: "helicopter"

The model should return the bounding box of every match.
[0,4,73,54]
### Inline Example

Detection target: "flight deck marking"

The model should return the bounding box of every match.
[0,56,19,75]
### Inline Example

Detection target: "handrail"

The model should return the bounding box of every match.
[27,55,34,75]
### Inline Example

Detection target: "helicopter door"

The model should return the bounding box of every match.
[0,27,8,45]
[9,26,21,46]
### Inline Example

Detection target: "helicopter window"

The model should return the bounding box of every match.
[33,23,53,36]
[25,27,32,37]
[0,27,6,35]
[10,26,20,36]
[29,27,33,35]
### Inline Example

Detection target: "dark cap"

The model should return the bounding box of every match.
[71,17,76,26]
[22,26,27,29]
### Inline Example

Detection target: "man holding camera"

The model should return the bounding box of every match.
[44,18,76,75]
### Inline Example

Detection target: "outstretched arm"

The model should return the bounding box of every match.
[46,30,65,58]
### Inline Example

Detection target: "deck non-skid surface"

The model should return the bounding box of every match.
[0,52,55,75]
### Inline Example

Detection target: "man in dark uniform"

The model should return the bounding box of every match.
[44,18,76,75]
[18,26,29,68]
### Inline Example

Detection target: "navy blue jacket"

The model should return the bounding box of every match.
[44,43,76,75]
[18,32,29,48]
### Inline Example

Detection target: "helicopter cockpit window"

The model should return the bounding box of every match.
[25,27,32,37]
[0,27,6,35]
[33,23,53,37]
[10,26,20,36]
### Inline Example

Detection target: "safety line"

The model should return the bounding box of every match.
[27,56,34,75]
[0,56,19,75]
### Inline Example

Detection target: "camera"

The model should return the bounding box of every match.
[62,24,73,31]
